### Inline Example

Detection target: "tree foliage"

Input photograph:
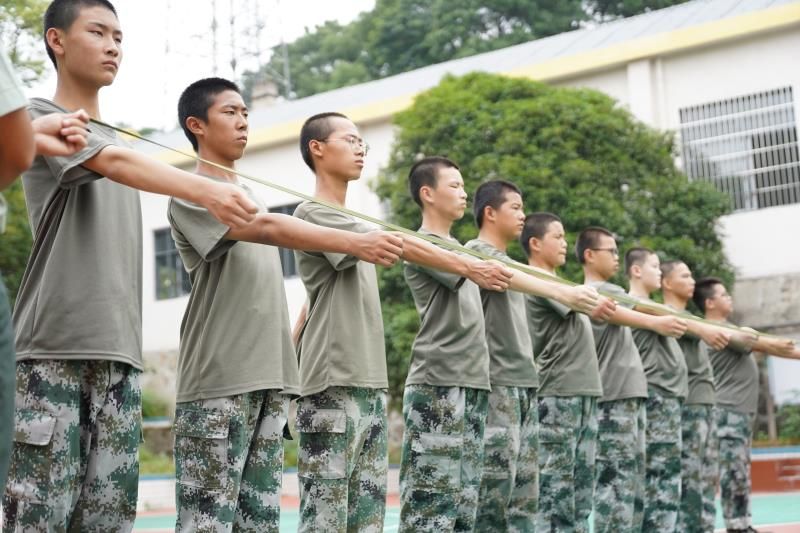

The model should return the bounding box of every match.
[374,72,733,407]
[242,0,692,100]
[0,0,49,84]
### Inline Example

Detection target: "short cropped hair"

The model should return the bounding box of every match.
[408,156,459,207]
[44,0,118,68]
[520,212,561,256]
[299,112,349,171]
[660,259,685,281]
[575,226,614,264]
[693,276,724,312]
[473,180,522,228]
[624,246,655,277]
[178,77,241,153]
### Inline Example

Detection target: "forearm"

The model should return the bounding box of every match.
[399,234,470,278]
[508,270,568,301]
[752,336,797,358]
[608,305,661,330]
[83,145,210,203]
[242,213,356,255]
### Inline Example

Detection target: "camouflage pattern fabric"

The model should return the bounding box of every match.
[296,387,387,533]
[0,279,14,488]
[536,395,598,533]
[475,386,538,533]
[716,407,754,531]
[593,398,646,533]
[678,404,718,533]
[3,359,141,532]
[642,389,682,532]
[174,389,289,532]
[399,385,488,533]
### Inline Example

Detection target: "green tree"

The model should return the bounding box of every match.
[587,0,691,19]
[374,72,733,408]
[0,0,49,84]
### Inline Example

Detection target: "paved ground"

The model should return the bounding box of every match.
[133,492,800,532]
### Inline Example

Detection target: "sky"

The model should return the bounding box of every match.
[28,0,375,130]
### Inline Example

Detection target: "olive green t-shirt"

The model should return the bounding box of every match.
[464,239,538,388]
[404,230,490,391]
[630,297,688,399]
[525,293,602,397]
[677,331,715,406]
[588,282,648,403]
[293,202,387,397]
[169,181,300,402]
[709,321,758,414]
[14,98,143,369]
[0,47,27,234]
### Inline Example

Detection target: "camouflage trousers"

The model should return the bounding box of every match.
[399,385,488,532]
[296,387,387,533]
[475,386,538,533]
[2,359,141,533]
[642,389,682,532]
[715,407,754,530]
[537,395,597,533]
[593,397,646,533]
[174,389,289,532]
[678,404,718,533]
[0,279,14,488]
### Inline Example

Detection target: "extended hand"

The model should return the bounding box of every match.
[566,284,600,315]
[468,260,512,291]
[656,316,689,338]
[32,109,90,157]
[701,328,730,350]
[203,181,259,229]
[590,295,616,322]
[353,231,404,267]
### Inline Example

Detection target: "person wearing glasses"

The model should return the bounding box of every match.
[577,227,687,532]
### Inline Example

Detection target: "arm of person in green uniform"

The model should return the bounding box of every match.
[507,265,609,317]
[81,146,259,229]
[747,329,796,358]
[395,233,513,291]
[0,109,90,188]
[604,304,689,337]
[225,212,404,268]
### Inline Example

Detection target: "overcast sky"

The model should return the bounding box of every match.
[28,0,375,130]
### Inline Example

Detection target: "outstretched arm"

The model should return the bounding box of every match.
[82,146,258,228]
[397,233,512,291]
[226,213,404,268]
[607,304,688,337]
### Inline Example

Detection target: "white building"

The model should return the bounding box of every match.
[136,0,800,404]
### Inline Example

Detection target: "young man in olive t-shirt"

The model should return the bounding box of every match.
[521,213,616,532]
[293,117,519,532]
[3,2,259,531]
[577,228,688,532]
[168,79,405,532]
[626,247,688,531]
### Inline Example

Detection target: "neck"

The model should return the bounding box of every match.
[582,267,607,284]
[421,208,454,237]
[662,291,688,311]
[477,226,510,252]
[705,310,727,321]
[313,168,349,206]
[53,72,102,118]
[528,255,556,274]
[194,150,237,182]
[628,279,651,298]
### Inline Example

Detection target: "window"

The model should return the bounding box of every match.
[269,203,300,278]
[679,87,800,211]
[154,228,191,300]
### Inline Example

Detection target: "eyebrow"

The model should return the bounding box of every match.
[88,21,123,37]
[221,103,248,112]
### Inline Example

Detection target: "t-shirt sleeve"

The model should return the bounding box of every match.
[168,197,234,262]
[601,282,636,310]
[300,205,372,271]
[28,104,114,188]
[0,49,26,117]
